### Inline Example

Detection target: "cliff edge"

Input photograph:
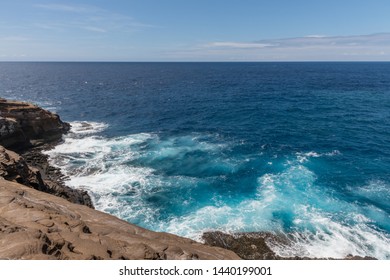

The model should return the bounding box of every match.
[0,98,70,152]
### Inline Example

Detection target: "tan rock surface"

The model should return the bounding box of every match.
[0,179,240,260]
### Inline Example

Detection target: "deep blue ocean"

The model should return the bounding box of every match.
[1,62,389,259]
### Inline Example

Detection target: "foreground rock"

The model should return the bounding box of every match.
[0,179,240,260]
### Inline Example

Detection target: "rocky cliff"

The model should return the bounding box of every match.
[0,98,239,260]
[0,98,70,152]
[0,98,93,207]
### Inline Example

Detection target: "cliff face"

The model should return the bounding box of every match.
[0,98,93,208]
[0,98,70,152]
[0,98,239,260]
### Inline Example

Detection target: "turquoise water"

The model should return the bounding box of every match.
[1,62,389,258]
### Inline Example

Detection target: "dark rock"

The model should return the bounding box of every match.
[203,231,280,260]
[0,98,70,152]
[203,231,378,260]
[0,145,93,208]
[344,254,377,260]
[0,98,93,208]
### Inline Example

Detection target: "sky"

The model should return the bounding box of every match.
[1,0,390,61]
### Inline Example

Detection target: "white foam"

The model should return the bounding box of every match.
[296,150,341,163]
[44,125,389,259]
[269,208,390,259]
[353,180,390,202]
[44,121,154,203]
[325,150,341,156]
[68,121,109,135]
[159,159,390,259]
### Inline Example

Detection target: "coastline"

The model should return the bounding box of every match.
[0,98,239,260]
[0,98,377,260]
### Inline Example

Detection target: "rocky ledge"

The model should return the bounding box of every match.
[0,98,70,152]
[0,98,239,260]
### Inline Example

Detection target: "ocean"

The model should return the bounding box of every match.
[1,62,389,259]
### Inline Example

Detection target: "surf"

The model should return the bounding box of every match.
[44,120,390,259]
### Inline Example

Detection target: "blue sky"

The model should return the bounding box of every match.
[1,0,390,61]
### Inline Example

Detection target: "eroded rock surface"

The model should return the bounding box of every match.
[0,180,240,260]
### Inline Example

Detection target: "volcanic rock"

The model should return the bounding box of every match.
[0,145,93,208]
[0,179,240,260]
[0,98,70,152]
[203,231,377,260]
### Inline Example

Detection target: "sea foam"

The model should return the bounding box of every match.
[44,121,390,259]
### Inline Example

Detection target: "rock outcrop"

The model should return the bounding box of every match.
[0,179,239,260]
[0,145,93,208]
[0,98,93,208]
[0,98,70,152]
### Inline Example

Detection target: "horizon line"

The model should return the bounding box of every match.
[1,60,390,63]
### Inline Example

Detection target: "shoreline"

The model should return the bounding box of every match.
[0,98,94,208]
[0,98,378,260]
[0,98,239,259]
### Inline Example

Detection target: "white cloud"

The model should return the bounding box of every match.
[207,42,276,49]
[34,3,153,34]
[169,33,390,61]
[34,4,94,13]
[304,35,328,38]
[82,26,107,33]
[259,33,390,48]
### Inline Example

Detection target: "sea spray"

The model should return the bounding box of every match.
[45,121,390,259]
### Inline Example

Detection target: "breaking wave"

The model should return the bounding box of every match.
[44,121,390,259]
